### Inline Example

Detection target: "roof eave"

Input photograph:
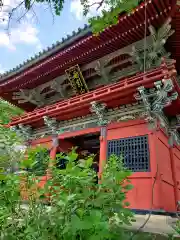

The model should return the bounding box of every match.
[0,26,91,82]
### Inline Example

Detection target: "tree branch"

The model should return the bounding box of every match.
[16,0,35,23]
[47,1,55,24]
[31,6,39,24]
[0,0,40,34]
[88,0,105,10]
[5,1,24,33]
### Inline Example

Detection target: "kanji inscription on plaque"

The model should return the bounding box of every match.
[65,65,88,95]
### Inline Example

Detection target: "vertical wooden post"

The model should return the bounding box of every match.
[47,135,59,175]
[98,126,107,179]
[169,146,179,210]
[148,131,163,210]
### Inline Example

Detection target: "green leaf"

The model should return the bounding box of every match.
[124,184,134,190]
[68,150,78,161]
[124,202,130,207]
[67,194,76,201]
[76,208,85,218]
[57,200,65,206]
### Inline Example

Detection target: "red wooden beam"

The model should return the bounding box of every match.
[10,65,166,122]
[7,64,178,127]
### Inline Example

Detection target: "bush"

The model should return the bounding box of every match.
[0,149,136,239]
[21,146,49,176]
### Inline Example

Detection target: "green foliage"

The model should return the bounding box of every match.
[87,0,141,34]
[21,146,49,176]
[44,153,134,240]
[0,100,24,173]
[0,150,137,239]
[0,125,23,172]
[0,149,177,239]
[174,220,180,235]
[35,0,64,16]
[0,99,23,125]
[0,100,23,173]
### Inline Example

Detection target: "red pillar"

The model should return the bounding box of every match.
[47,136,59,175]
[49,148,57,164]
[98,127,107,179]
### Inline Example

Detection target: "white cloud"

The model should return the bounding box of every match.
[0,22,42,50]
[0,32,14,50]
[0,0,22,26]
[70,0,84,21]
[0,0,42,50]
[70,0,109,21]
[0,64,5,74]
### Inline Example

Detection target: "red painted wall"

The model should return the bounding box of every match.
[31,137,74,152]
[23,121,180,212]
[107,120,155,211]
[31,136,52,149]
[106,120,179,212]
[57,139,74,153]
[154,130,177,212]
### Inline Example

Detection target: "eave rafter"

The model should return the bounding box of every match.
[0,0,175,102]
[10,42,138,107]
[10,16,175,108]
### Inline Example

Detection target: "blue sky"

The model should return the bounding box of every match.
[0,0,91,74]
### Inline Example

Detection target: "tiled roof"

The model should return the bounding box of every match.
[0,24,90,79]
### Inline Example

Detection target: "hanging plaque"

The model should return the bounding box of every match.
[65,65,88,95]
